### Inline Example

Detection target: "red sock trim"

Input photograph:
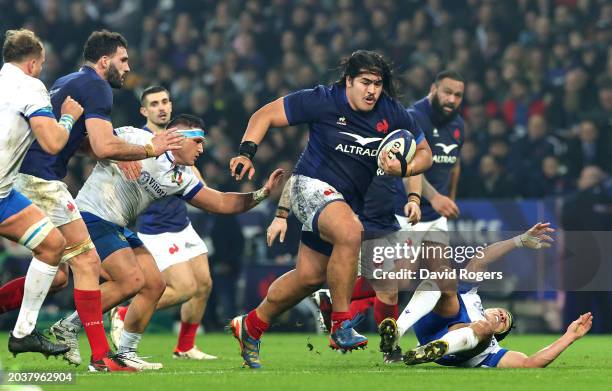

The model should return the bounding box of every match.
[117,306,128,322]
[331,311,351,333]
[175,322,199,352]
[245,310,269,340]
[74,289,110,361]
[0,277,25,314]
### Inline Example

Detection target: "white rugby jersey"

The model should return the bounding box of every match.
[453,287,505,367]
[76,126,203,226]
[0,63,54,198]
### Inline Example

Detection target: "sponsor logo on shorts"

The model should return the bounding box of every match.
[66,201,75,212]
[323,188,336,196]
[169,243,179,254]
[185,242,197,249]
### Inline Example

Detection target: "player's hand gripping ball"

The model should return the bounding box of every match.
[377,129,417,174]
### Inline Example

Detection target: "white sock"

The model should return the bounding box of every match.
[118,330,142,354]
[13,258,58,338]
[440,327,480,355]
[396,280,441,337]
[62,311,83,329]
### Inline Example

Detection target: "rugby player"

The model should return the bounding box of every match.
[228,50,432,368]
[109,86,217,360]
[380,223,587,368]
[51,114,283,370]
[0,29,82,358]
[308,71,465,363]
[13,30,181,371]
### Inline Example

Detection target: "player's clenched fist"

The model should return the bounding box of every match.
[61,95,84,121]
[230,155,255,181]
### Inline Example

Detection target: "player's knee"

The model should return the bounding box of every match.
[179,277,197,299]
[146,273,167,299]
[336,224,362,249]
[33,230,66,264]
[122,268,145,296]
[69,250,100,274]
[195,274,212,297]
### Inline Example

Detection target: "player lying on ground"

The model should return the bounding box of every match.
[50,114,284,370]
[379,222,591,368]
[0,28,83,359]
[110,86,217,361]
[229,50,432,369]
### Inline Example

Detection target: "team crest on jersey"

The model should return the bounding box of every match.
[376,119,389,134]
[171,168,183,185]
[432,128,439,137]
[337,116,347,126]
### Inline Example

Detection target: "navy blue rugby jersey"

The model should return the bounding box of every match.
[136,126,190,234]
[395,97,464,222]
[360,175,403,232]
[284,84,424,215]
[21,66,113,180]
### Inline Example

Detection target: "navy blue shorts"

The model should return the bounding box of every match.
[0,189,32,223]
[300,231,333,257]
[81,211,144,260]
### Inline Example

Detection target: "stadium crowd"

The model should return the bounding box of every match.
[1,0,610,198]
[1,0,611,330]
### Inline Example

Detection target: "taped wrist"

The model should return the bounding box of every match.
[59,114,75,133]
[253,187,269,204]
[239,141,258,160]
[276,206,290,219]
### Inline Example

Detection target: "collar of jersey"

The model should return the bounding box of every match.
[80,65,104,81]
[1,63,26,77]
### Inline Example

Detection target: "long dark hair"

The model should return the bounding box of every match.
[335,50,398,98]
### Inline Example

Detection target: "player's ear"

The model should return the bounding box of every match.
[139,106,147,117]
[346,76,353,87]
[429,82,437,95]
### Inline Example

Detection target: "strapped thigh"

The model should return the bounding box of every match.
[61,236,95,263]
[18,216,54,250]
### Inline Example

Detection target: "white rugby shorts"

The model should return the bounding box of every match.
[289,174,345,233]
[15,173,81,227]
[137,223,208,272]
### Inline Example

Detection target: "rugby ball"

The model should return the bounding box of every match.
[377,129,417,171]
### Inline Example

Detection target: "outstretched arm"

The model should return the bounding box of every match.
[498,313,593,368]
[466,222,555,274]
[188,169,284,214]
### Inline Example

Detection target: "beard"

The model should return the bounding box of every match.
[431,93,459,123]
[106,64,125,89]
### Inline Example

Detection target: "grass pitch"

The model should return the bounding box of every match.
[0,333,609,390]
